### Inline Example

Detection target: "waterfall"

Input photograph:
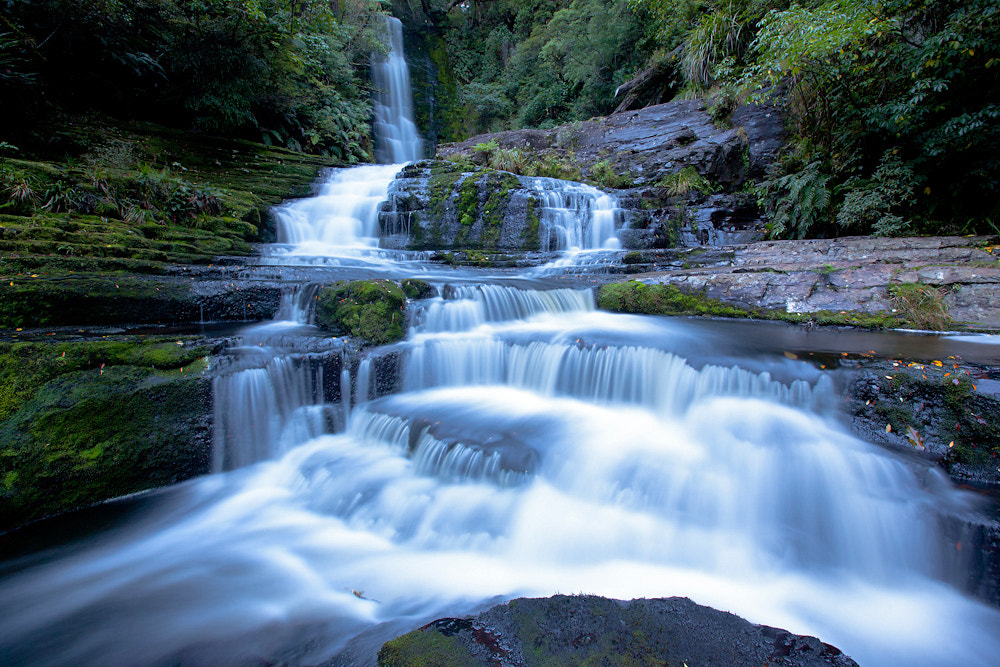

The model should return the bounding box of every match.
[372,16,423,164]
[265,15,423,259]
[270,163,402,252]
[529,177,623,251]
[212,284,333,471]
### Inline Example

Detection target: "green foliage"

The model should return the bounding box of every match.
[587,160,631,189]
[657,166,716,196]
[735,0,1000,236]
[1,0,384,160]
[837,150,920,236]
[315,280,408,345]
[417,0,652,139]
[760,161,832,239]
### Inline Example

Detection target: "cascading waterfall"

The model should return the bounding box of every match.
[529,176,623,251]
[3,16,1000,667]
[212,286,332,471]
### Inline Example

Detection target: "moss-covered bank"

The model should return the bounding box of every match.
[0,337,213,533]
[1,115,337,276]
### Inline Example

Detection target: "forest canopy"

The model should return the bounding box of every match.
[0,0,388,162]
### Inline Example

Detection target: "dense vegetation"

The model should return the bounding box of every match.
[1,0,387,160]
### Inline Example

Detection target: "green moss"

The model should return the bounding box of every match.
[378,628,479,667]
[315,280,408,345]
[401,279,433,300]
[0,115,337,272]
[0,337,211,532]
[597,280,905,329]
[523,196,541,251]
[0,273,197,329]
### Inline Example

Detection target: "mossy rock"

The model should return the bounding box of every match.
[315,279,414,345]
[0,338,213,532]
[0,273,199,328]
[597,281,905,329]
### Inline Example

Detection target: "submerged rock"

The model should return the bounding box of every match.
[378,595,859,667]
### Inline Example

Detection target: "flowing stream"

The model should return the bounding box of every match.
[2,17,1000,667]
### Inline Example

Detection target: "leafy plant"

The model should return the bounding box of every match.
[760,161,831,239]
[657,166,715,196]
[587,160,630,189]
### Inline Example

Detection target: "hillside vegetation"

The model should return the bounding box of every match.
[397,0,999,239]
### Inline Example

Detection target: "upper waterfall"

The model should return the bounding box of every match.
[372,16,423,164]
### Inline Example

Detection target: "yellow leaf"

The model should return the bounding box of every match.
[924,186,932,195]
[932,360,943,367]
[886,424,892,433]
[784,351,798,359]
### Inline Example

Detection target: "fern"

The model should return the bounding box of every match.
[762,162,831,239]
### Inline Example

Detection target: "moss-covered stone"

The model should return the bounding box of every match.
[315,280,409,345]
[401,279,434,300]
[849,363,1000,471]
[0,273,201,328]
[0,338,212,532]
[379,595,859,667]
[597,280,905,329]
[378,624,480,667]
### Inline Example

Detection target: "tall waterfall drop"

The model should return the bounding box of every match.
[372,16,423,164]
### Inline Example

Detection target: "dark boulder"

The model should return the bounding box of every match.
[378,595,859,667]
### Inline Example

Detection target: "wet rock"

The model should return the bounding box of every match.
[378,595,859,667]
[845,360,1000,483]
[0,337,216,532]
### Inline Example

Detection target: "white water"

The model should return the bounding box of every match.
[264,15,423,264]
[3,283,1000,667]
[372,17,422,164]
[3,17,1000,667]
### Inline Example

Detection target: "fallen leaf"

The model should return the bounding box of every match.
[933,360,944,367]
[949,441,955,448]
[906,425,925,450]
[886,424,892,433]
[783,351,798,359]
